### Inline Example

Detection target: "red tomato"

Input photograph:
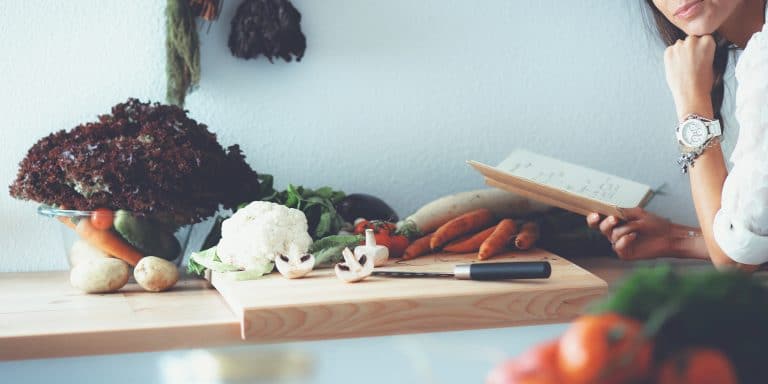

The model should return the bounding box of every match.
[487,340,562,384]
[373,232,392,249]
[657,348,738,384]
[353,220,371,235]
[354,220,397,236]
[374,221,397,234]
[90,208,114,230]
[388,235,409,258]
[558,313,652,384]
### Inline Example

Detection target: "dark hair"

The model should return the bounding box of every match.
[643,1,730,123]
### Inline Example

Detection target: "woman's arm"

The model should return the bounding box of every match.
[586,208,709,261]
[685,138,754,269]
[665,76,737,267]
[587,35,759,271]
[662,35,759,271]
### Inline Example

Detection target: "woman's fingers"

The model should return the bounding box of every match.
[611,221,641,244]
[599,215,620,238]
[621,207,645,220]
[586,212,602,229]
[613,233,637,259]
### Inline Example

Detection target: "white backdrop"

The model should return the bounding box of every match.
[0,1,691,271]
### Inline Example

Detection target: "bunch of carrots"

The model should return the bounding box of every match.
[58,209,144,267]
[402,208,540,260]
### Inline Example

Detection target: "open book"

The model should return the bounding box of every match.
[468,149,653,220]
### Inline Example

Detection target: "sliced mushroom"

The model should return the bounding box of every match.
[356,229,389,267]
[334,247,374,283]
[275,252,315,279]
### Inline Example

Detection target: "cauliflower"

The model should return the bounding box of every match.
[216,201,313,272]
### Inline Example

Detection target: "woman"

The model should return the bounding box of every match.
[587,0,768,270]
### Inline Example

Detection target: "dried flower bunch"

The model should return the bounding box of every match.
[228,0,306,62]
[9,98,261,226]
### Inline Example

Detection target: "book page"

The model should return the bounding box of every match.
[496,150,651,208]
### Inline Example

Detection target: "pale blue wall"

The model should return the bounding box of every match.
[0,1,689,271]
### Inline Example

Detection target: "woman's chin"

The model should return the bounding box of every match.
[679,16,719,37]
[682,23,718,37]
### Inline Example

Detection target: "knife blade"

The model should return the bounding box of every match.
[372,261,551,281]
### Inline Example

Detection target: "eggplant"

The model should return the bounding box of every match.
[336,193,399,223]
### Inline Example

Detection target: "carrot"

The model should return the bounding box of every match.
[443,224,500,253]
[430,208,495,250]
[57,216,76,229]
[403,233,434,260]
[514,222,540,251]
[75,219,144,266]
[478,219,518,260]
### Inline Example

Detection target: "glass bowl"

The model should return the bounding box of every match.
[38,205,193,268]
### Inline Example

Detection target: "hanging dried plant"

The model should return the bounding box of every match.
[166,0,201,107]
[228,0,306,62]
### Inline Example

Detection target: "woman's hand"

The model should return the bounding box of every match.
[586,208,674,260]
[663,35,716,119]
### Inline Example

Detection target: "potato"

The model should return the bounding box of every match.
[134,256,179,292]
[68,239,110,267]
[70,258,130,293]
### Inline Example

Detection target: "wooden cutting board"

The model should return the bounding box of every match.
[211,249,607,342]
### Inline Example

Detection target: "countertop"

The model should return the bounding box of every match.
[0,256,709,361]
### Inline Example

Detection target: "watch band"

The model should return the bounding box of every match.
[675,114,722,174]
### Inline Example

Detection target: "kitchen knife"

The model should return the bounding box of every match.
[372,261,551,281]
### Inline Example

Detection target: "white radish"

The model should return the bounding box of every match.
[400,189,551,233]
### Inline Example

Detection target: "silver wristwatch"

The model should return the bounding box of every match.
[675,114,722,173]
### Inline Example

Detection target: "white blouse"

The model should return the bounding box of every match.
[712,6,768,265]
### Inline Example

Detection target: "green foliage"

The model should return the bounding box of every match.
[262,182,346,240]
[310,234,362,266]
[394,220,422,240]
[309,234,362,254]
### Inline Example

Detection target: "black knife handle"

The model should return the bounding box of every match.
[454,261,551,280]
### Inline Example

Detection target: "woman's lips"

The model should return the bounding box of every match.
[674,0,704,20]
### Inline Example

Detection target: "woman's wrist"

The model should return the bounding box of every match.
[674,96,714,120]
[667,224,710,260]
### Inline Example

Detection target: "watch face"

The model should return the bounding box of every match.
[681,120,707,147]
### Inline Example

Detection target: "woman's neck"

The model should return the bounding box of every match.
[719,0,766,47]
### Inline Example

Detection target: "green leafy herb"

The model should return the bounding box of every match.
[263,183,346,240]
[310,234,362,254]
[314,245,347,266]
[310,234,362,266]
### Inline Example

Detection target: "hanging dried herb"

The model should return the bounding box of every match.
[166,0,201,107]
[228,0,306,62]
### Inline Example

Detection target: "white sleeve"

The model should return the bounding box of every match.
[713,23,768,265]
